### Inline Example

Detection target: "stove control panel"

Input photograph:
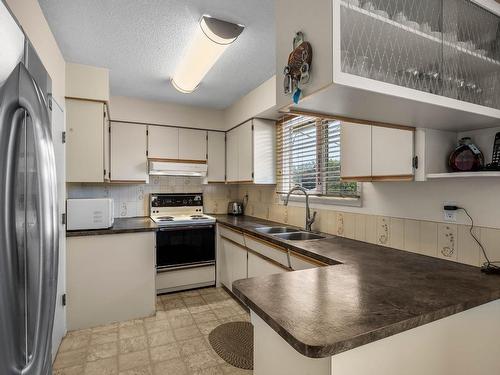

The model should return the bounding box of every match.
[151,193,203,208]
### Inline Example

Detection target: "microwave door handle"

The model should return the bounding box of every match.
[0,64,59,375]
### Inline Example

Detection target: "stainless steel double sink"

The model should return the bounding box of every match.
[255,226,325,241]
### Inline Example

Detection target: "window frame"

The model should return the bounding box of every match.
[276,115,362,206]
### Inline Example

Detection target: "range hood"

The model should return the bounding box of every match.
[148,160,208,177]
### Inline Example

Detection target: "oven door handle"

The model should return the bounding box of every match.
[158,224,214,232]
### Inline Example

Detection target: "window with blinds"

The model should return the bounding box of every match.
[276,115,360,198]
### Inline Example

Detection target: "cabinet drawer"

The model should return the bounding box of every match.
[218,225,245,246]
[247,252,288,278]
[289,252,326,270]
[244,234,289,268]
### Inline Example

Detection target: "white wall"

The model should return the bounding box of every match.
[110,96,225,130]
[6,0,66,104]
[224,75,277,130]
[348,180,500,229]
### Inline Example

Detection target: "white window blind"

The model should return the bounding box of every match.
[276,115,360,198]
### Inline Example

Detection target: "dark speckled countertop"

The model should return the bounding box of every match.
[214,215,500,359]
[66,217,158,237]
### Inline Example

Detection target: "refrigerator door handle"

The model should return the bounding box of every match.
[0,63,59,375]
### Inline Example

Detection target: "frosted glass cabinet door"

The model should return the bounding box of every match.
[148,126,179,159]
[237,121,254,182]
[371,126,414,177]
[340,122,372,180]
[178,128,207,161]
[110,122,148,182]
[207,131,226,182]
[339,0,500,110]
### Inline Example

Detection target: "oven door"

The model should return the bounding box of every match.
[156,224,215,271]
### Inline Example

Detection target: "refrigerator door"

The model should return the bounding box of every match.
[0,64,59,375]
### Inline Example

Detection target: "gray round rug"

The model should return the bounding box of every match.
[208,321,254,370]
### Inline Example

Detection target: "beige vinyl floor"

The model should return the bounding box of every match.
[53,287,253,375]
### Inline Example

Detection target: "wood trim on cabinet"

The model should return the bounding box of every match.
[110,120,226,133]
[225,180,254,184]
[371,174,414,181]
[246,247,292,271]
[219,224,244,236]
[65,96,107,104]
[340,176,373,182]
[219,235,248,251]
[109,180,148,184]
[220,234,292,272]
[285,109,416,131]
[148,158,207,164]
[289,250,329,267]
[206,181,226,184]
[243,233,288,254]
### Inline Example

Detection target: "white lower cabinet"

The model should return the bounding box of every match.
[290,253,322,270]
[66,232,156,330]
[247,252,287,278]
[218,235,247,292]
[217,224,324,291]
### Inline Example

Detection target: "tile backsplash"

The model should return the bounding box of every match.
[67,176,237,218]
[68,179,500,269]
[236,184,499,268]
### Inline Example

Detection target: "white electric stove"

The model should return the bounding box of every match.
[150,193,216,294]
[150,193,215,226]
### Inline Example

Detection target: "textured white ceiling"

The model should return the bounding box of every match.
[38,0,275,109]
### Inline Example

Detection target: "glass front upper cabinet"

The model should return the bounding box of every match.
[340,0,500,109]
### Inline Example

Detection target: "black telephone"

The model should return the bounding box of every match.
[483,132,500,171]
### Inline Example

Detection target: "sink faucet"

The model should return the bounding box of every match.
[283,185,317,232]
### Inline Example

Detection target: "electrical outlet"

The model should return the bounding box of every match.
[443,201,457,222]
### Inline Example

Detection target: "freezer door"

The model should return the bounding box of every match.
[0,64,59,375]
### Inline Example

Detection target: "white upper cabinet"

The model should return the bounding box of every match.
[226,129,239,182]
[226,119,276,184]
[110,122,148,182]
[207,131,226,183]
[372,126,414,177]
[276,0,500,131]
[340,122,414,181]
[66,99,106,182]
[103,106,110,182]
[147,126,208,162]
[147,126,178,160]
[178,128,207,161]
[66,63,109,102]
[237,121,254,182]
[340,122,372,180]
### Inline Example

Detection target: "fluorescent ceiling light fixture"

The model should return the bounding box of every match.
[171,15,244,93]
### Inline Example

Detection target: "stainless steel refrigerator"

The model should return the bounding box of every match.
[0,1,59,374]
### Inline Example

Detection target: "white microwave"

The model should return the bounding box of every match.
[66,198,114,230]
